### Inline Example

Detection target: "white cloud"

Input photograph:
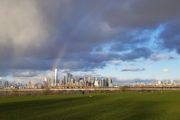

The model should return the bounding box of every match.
[150,53,175,61]
[162,68,169,72]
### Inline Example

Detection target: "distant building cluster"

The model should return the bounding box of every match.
[43,69,113,88]
[132,80,178,88]
[154,80,177,87]
[1,69,179,90]
[0,69,113,89]
[0,80,43,89]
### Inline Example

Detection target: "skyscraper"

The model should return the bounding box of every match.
[54,68,58,86]
[107,77,113,87]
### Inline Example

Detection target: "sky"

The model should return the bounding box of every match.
[0,0,180,82]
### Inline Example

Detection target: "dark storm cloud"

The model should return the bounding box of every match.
[121,68,145,72]
[58,47,152,71]
[160,20,180,54]
[150,53,176,61]
[110,29,149,52]
[12,70,40,77]
[120,48,152,61]
[0,0,180,75]
[12,58,52,70]
[104,0,180,28]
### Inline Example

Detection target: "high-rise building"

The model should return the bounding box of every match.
[107,77,113,87]
[54,68,58,86]
[4,81,9,88]
[94,80,99,87]
[67,73,73,84]
[0,81,3,88]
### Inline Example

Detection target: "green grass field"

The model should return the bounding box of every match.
[0,91,180,120]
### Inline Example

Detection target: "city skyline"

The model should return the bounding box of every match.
[0,69,113,89]
[0,0,180,82]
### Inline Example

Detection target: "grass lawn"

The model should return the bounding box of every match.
[0,91,180,120]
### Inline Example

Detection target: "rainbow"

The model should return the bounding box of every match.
[50,12,93,71]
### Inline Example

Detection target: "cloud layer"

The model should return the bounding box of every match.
[0,0,180,77]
